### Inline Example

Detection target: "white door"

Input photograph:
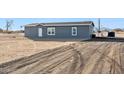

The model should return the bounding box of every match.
[38,28,42,37]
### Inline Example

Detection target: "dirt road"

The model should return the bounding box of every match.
[0,41,124,74]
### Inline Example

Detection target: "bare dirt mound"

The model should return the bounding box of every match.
[0,42,124,74]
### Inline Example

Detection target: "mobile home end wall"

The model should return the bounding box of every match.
[25,26,38,38]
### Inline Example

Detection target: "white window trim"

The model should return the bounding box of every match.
[47,27,55,35]
[72,27,77,36]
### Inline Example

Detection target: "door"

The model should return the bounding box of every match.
[38,28,42,37]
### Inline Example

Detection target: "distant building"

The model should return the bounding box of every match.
[24,21,94,40]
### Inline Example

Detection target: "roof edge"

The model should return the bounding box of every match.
[25,21,95,27]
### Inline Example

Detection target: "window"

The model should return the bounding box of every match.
[72,27,77,36]
[47,27,55,35]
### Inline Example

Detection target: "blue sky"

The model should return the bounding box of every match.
[0,18,124,30]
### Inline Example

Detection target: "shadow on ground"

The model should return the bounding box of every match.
[26,37,124,42]
[26,37,83,42]
[84,37,124,42]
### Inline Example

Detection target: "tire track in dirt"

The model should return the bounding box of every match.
[66,42,106,74]
[81,42,110,74]
[91,43,115,74]
[0,45,74,73]
[119,43,124,73]
[99,43,122,74]
[5,42,102,74]
[47,42,106,74]
[52,42,106,74]
[10,42,92,74]
[91,43,116,74]
[0,42,124,74]
[109,43,122,74]
[22,49,73,74]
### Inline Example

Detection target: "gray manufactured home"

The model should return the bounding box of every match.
[24,21,94,40]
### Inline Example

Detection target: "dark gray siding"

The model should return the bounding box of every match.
[25,25,92,39]
[24,26,38,38]
[89,25,94,34]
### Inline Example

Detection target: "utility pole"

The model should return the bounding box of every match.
[98,18,101,37]
[98,18,101,31]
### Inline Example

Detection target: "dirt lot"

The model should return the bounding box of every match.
[1,33,124,74]
[0,38,124,74]
[0,33,75,64]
